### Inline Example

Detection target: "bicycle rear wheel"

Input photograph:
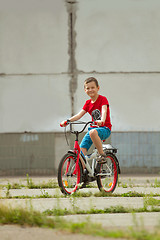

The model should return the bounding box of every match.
[96,153,118,193]
[58,153,83,195]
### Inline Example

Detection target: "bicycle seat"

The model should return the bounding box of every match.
[102,143,117,153]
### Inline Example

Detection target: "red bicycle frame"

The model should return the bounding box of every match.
[72,140,81,175]
[61,121,92,177]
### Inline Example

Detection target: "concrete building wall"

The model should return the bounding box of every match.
[0,0,160,175]
[0,75,71,132]
[0,0,68,74]
[76,0,160,72]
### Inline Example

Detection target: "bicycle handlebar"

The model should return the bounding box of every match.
[60,121,97,134]
[70,121,93,134]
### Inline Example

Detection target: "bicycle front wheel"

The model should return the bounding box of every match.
[96,153,118,193]
[58,153,83,195]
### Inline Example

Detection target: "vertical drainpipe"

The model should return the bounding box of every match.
[66,0,78,116]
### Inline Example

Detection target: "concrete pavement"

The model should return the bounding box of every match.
[0,174,160,235]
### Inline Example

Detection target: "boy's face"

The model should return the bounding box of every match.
[84,81,99,99]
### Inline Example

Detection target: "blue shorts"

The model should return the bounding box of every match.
[80,127,111,151]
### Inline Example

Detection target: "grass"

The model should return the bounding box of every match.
[1,175,160,200]
[1,190,160,199]
[0,203,54,227]
[1,174,160,200]
[1,174,160,239]
[26,174,59,189]
[151,178,160,188]
[44,196,160,217]
[0,175,59,190]
[44,206,129,216]
[1,175,160,240]
[0,203,125,238]
[118,178,160,189]
[1,175,160,191]
[0,203,160,239]
[144,196,160,208]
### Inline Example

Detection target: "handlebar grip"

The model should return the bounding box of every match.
[60,120,69,127]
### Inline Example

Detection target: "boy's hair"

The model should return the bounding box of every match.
[84,77,99,88]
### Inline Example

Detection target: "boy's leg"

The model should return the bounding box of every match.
[81,148,87,156]
[89,129,104,155]
[80,131,93,170]
[80,130,93,155]
[80,147,87,169]
[80,127,111,164]
[90,127,111,163]
[80,147,89,186]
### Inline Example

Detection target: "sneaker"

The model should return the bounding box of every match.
[81,169,89,188]
[97,154,107,164]
[80,181,89,189]
[82,168,88,182]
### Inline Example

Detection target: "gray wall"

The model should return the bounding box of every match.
[0,131,159,176]
[0,0,160,175]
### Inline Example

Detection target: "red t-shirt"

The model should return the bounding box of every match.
[82,95,112,130]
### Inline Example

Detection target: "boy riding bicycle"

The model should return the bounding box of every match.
[60,77,112,164]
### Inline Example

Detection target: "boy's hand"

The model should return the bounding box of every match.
[95,120,104,127]
[60,120,69,127]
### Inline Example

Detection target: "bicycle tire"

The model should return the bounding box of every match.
[58,153,83,195]
[96,153,118,193]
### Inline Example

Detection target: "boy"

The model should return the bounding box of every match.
[60,77,112,163]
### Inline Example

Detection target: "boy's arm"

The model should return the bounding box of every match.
[60,109,86,127]
[101,105,107,123]
[96,105,107,126]
[69,109,86,122]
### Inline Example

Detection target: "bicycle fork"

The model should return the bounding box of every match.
[72,140,80,175]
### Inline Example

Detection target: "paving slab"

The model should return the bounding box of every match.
[60,212,160,230]
[1,196,160,212]
[0,225,116,240]
[0,174,160,185]
[0,186,160,199]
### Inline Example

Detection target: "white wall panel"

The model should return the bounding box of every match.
[0,75,70,132]
[76,0,160,72]
[0,0,68,74]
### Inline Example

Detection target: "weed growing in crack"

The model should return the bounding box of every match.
[152,178,160,188]
[5,182,11,198]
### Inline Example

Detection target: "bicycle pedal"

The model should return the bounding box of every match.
[97,159,107,164]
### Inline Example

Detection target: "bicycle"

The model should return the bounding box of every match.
[58,121,120,195]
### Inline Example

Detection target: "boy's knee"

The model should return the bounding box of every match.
[89,129,98,137]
